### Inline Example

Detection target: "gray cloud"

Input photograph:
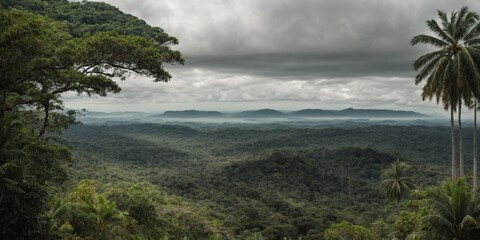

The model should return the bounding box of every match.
[64,68,440,114]
[63,0,480,113]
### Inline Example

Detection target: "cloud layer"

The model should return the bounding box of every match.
[64,0,480,113]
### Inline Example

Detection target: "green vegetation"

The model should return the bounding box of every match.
[422,178,480,239]
[3,0,480,239]
[323,221,378,240]
[0,0,184,238]
[61,122,474,239]
[0,0,179,44]
[44,180,226,239]
[380,160,415,203]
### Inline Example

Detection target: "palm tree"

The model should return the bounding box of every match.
[411,7,480,180]
[380,159,416,203]
[422,178,480,240]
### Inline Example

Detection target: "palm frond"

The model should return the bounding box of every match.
[422,178,480,238]
[463,22,480,42]
[420,56,450,102]
[0,162,16,175]
[411,34,448,47]
[460,214,478,229]
[454,7,479,39]
[437,10,450,29]
[459,47,480,81]
[415,55,446,87]
[447,11,458,37]
[425,214,455,232]
[413,50,446,70]
[426,19,454,43]
[465,37,480,46]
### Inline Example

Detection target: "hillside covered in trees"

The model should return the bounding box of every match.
[59,122,459,239]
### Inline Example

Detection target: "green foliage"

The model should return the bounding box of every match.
[61,122,480,239]
[0,181,47,239]
[0,0,179,44]
[107,182,165,239]
[0,9,182,139]
[0,162,23,203]
[0,0,183,238]
[370,220,391,240]
[323,221,378,240]
[46,180,130,239]
[66,124,440,239]
[244,232,266,240]
[61,121,480,238]
[45,180,229,239]
[0,1,183,139]
[380,159,416,203]
[0,112,69,239]
[391,209,427,239]
[420,178,480,239]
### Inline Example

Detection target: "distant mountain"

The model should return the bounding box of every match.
[156,110,224,118]
[81,111,146,117]
[83,108,426,119]
[290,109,337,117]
[233,109,286,118]
[290,108,426,118]
[81,111,111,117]
[338,108,424,117]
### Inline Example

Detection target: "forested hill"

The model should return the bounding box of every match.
[61,123,456,239]
[291,108,425,118]
[234,109,286,118]
[159,110,224,118]
[0,0,177,43]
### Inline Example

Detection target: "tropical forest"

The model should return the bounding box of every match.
[3,0,480,240]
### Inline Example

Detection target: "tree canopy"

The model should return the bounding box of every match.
[0,7,183,137]
[0,0,183,237]
[0,0,179,43]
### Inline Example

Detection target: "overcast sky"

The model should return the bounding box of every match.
[64,0,480,114]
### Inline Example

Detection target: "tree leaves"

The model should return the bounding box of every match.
[422,178,480,239]
[0,2,184,237]
[380,159,415,203]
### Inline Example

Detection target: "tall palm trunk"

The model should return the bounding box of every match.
[459,100,465,177]
[451,105,457,180]
[474,99,478,192]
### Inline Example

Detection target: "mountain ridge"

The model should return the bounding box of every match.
[147,108,427,118]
